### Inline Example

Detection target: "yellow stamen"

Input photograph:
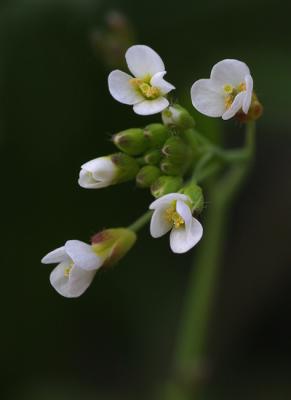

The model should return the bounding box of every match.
[165,203,185,229]
[130,78,160,100]
[64,263,73,277]
[223,81,247,109]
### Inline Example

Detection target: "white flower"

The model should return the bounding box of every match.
[191,59,253,120]
[41,240,103,298]
[149,193,203,254]
[108,45,175,115]
[78,156,117,189]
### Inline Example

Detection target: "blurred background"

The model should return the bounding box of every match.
[1,0,291,399]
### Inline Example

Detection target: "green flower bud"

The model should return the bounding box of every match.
[162,136,189,163]
[144,123,170,148]
[162,104,195,130]
[113,128,149,156]
[111,152,139,183]
[151,175,183,198]
[143,149,162,165]
[91,228,136,267]
[160,159,185,176]
[180,183,204,213]
[136,165,161,188]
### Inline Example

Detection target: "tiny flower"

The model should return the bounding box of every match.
[108,44,175,115]
[78,156,117,189]
[78,153,139,189]
[41,240,103,298]
[149,193,203,253]
[42,229,136,298]
[191,59,254,120]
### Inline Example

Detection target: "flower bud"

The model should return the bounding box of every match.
[113,128,149,156]
[91,228,136,267]
[79,153,139,189]
[151,175,183,198]
[162,104,195,129]
[162,136,189,163]
[180,183,204,213]
[136,165,161,188]
[144,123,170,148]
[143,149,162,165]
[160,159,185,176]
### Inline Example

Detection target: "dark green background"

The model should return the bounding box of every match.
[1,0,291,399]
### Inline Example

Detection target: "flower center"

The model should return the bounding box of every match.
[223,82,246,109]
[64,262,73,277]
[130,78,160,100]
[165,203,185,229]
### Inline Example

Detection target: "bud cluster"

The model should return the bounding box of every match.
[106,106,200,198]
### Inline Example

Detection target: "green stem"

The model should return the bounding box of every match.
[170,121,256,399]
[128,210,153,232]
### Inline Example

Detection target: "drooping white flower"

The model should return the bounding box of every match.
[41,240,103,298]
[149,193,203,254]
[78,156,117,189]
[108,45,175,115]
[191,59,253,120]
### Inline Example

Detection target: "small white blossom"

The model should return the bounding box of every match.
[191,59,253,120]
[78,156,117,189]
[42,240,103,298]
[108,45,175,115]
[149,193,203,254]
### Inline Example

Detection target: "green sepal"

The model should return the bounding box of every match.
[136,165,161,188]
[179,182,204,213]
[162,104,195,130]
[110,153,139,183]
[151,175,183,198]
[91,228,136,267]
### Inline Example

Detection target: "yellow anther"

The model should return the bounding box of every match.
[223,84,234,94]
[130,78,160,100]
[238,82,246,92]
[225,94,234,110]
[165,204,185,229]
[64,263,73,277]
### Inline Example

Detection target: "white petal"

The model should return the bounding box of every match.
[149,193,189,210]
[169,217,203,254]
[79,157,116,189]
[242,74,253,114]
[108,70,143,105]
[150,71,175,95]
[222,91,245,120]
[125,45,165,78]
[41,246,67,264]
[133,97,169,115]
[191,79,225,117]
[211,59,250,87]
[150,207,172,238]
[50,262,96,298]
[176,200,192,227]
[65,240,103,271]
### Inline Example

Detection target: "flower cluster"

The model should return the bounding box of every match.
[42,44,262,298]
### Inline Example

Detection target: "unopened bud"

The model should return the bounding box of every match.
[136,165,161,188]
[180,183,204,213]
[91,228,136,267]
[113,128,149,156]
[162,104,195,129]
[144,123,170,148]
[160,159,185,176]
[151,175,183,198]
[143,149,162,165]
[162,136,189,163]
